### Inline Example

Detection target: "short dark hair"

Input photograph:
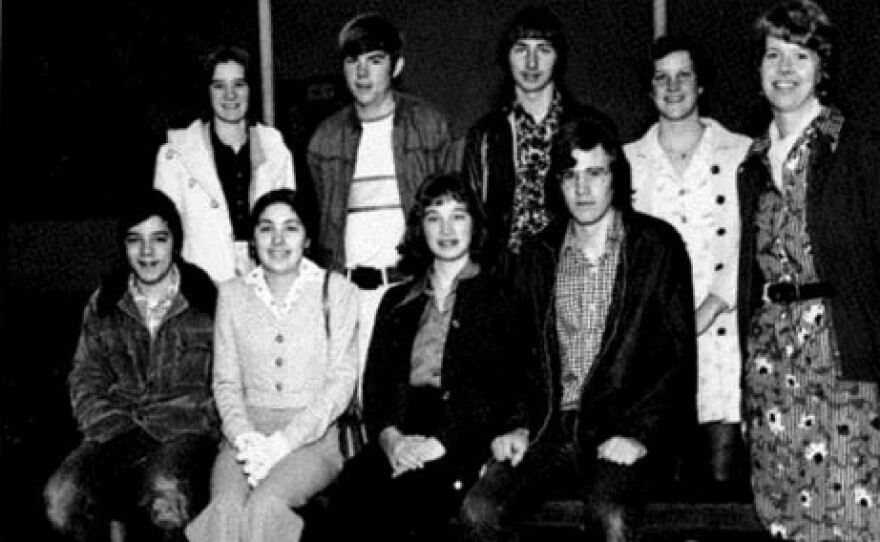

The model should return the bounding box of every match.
[397,173,488,276]
[338,12,403,62]
[118,189,184,262]
[497,5,568,99]
[201,45,257,122]
[753,0,837,102]
[547,116,633,215]
[648,34,713,92]
[249,188,314,243]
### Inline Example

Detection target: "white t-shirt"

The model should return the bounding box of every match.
[345,113,405,269]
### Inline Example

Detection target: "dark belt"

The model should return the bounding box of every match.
[764,281,836,304]
[345,265,407,290]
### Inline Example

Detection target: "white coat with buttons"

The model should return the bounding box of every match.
[625,118,751,423]
[154,119,296,283]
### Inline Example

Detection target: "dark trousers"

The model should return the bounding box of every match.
[325,387,474,542]
[461,412,649,542]
[44,429,216,542]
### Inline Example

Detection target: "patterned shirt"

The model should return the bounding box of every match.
[129,265,180,338]
[555,211,623,408]
[508,91,563,253]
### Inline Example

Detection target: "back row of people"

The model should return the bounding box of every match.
[44,1,880,541]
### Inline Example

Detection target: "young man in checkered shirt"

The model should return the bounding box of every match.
[462,115,697,542]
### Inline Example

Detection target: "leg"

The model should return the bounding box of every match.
[244,425,343,542]
[141,433,217,534]
[461,437,578,542]
[582,459,648,542]
[45,431,157,542]
[185,441,251,542]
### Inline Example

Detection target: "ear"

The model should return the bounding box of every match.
[392,57,405,79]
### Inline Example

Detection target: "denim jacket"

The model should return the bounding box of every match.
[69,260,219,443]
[307,92,455,270]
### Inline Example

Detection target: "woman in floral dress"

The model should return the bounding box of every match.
[737,1,880,540]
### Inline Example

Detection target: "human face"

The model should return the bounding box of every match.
[343,50,402,119]
[253,202,308,277]
[561,147,615,228]
[210,61,250,125]
[125,216,175,291]
[422,197,473,265]
[651,50,702,122]
[508,38,557,97]
[760,36,820,116]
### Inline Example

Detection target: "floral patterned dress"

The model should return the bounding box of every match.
[744,109,880,541]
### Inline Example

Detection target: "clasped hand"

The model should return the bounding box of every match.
[597,436,647,466]
[234,431,292,487]
[386,435,446,478]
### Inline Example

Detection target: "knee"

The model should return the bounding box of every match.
[144,473,191,530]
[45,472,81,533]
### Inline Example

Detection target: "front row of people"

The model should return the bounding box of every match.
[44,113,695,542]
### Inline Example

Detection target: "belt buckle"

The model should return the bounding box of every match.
[349,266,382,290]
[765,281,798,304]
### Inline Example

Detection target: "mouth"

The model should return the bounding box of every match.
[772,81,798,90]
[437,239,459,249]
[520,71,545,82]
[664,95,686,104]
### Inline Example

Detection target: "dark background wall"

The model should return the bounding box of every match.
[2,1,880,540]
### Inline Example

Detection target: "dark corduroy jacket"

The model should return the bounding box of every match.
[513,213,697,459]
[363,270,535,481]
[736,116,880,382]
[69,260,219,443]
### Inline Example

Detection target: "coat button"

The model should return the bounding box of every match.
[276,334,284,343]
[717,227,726,236]
[711,165,720,175]
[442,391,451,401]
[211,200,220,209]
[276,357,283,367]
[188,177,197,188]
[276,382,283,392]
[715,263,724,271]
[716,195,725,204]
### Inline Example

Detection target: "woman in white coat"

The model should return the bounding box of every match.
[623,35,751,495]
[154,45,295,283]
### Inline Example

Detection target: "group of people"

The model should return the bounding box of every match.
[43,1,880,541]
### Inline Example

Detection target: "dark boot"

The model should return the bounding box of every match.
[702,422,749,502]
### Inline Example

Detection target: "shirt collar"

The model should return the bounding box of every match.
[562,209,623,261]
[128,264,180,308]
[398,260,480,309]
[244,258,324,317]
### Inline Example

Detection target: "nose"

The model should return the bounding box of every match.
[356,59,368,78]
[271,230,284,245]
[779,54,794,73]
[667,75,681,91]
[526,47,538,70]
[440,218,454,235]
[575,177,592,197]
[223,84,236,100]
[141,240,154,256]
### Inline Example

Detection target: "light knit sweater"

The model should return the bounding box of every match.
[213,261,358,450]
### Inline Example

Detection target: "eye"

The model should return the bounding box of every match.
[154,234,170,244]
[424,214,440,224]
[452,212,470,222]
[652,73,669,86]
[538,44,555,54]
[124,235,140,246]
[763,50,779,61]
[512,44,527,54]
[210,82,224,91]
[234,81,248,90]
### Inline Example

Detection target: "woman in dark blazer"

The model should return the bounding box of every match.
[324,172,535,542]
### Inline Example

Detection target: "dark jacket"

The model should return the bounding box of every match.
[736,115,880,382]
[363,270,535,479]
[461,94,616,275]
[69,260,219,444]
[307,92,455,271]
[514,213,697,458]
